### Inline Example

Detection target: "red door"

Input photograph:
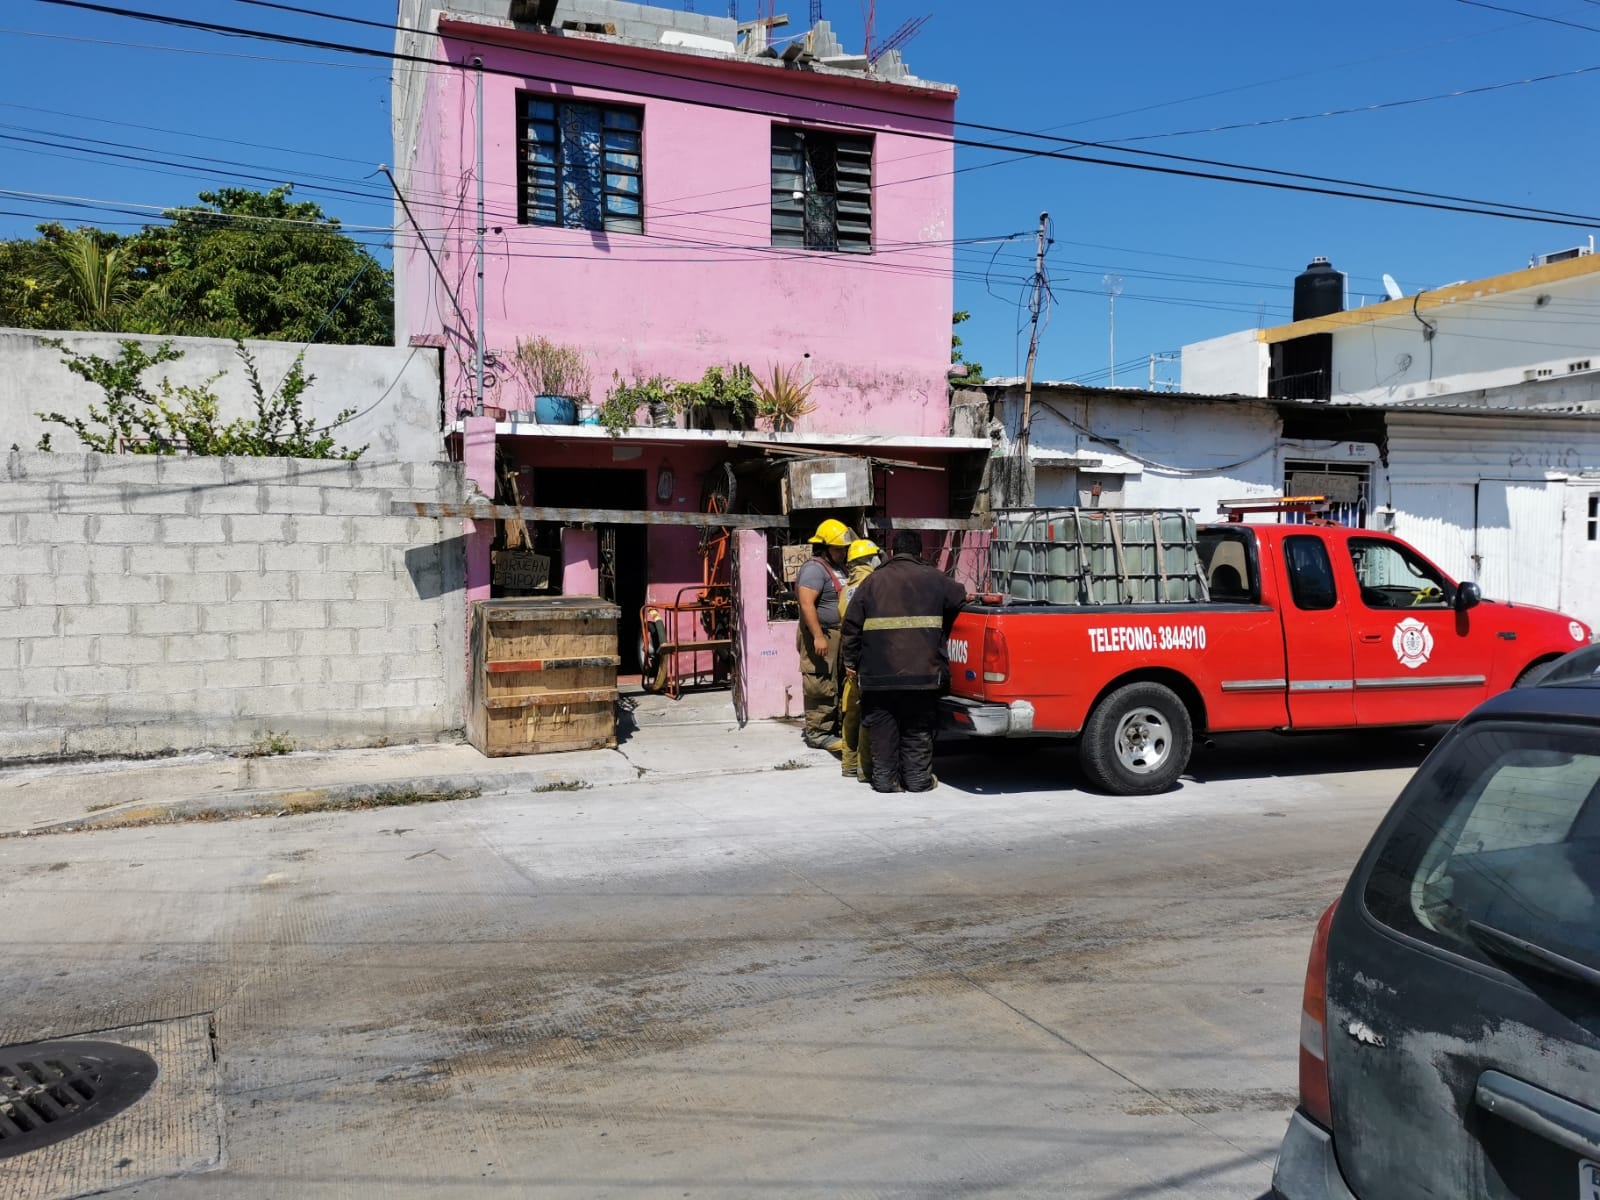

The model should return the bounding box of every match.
[1340,535,1494,724]
[1275,532,1356,728]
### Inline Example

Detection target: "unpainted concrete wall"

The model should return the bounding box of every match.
[0,451,469,763]
[0,330,444,463]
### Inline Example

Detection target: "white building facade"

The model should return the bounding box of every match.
[982,381,1381,531]
[1179,251,1600,628]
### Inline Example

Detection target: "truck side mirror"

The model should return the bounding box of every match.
[1455,582,1482,612]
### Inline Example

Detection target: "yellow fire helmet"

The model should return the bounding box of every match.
[808,518,853,547]
[847,538,881,564]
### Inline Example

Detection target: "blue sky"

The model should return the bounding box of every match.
[4,0,1599,384]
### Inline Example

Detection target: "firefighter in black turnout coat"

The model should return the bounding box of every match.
[839,532,968,793]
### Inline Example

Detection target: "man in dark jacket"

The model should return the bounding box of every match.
[839,531,968,793]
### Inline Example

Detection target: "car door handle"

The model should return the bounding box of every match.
[1476,1070,1600,1161]
[1359,633,1384,644]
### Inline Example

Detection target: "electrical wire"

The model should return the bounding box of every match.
[20,0,1600,230]
[1038,397,1295,476]
[1449,0,1600,35]
[202,0,1595,225]
[1105,61,1600,145]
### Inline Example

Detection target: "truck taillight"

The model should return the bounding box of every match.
[982,625,1010,684]
[1298,900,1338,1131]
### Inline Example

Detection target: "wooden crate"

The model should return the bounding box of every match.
[467,597,621,757]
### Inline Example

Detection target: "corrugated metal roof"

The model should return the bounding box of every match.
[976,378,1600,417]
[980,379,1270,406]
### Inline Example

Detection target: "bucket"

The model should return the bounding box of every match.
[534,395,579,425]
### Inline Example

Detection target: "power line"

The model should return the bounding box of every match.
[1449,0,1600,34]
[0,101,382,168]
[0,113,1037,282]
[0,22,379,69]
[22,0,1600,230]
[1107,61,1600,145]
[1025,10,1540,135]
[243,0,1600,226]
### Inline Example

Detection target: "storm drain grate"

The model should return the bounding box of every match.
[0,1041,159,1161]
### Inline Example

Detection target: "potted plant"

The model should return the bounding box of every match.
[601,373,672,436]
[678,364,756,432]
[754,363,816,433]
[512,336,591,425]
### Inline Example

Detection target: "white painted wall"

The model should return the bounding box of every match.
[1180,329,1270,397]
[0,330,444,463]
[1380,412,1600,628]
[996,385,1322,521]
[1327,269,1600,404]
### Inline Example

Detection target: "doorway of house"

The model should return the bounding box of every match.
[534,468,648,673]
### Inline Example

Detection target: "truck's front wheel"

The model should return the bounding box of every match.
[1079,682,1193,795]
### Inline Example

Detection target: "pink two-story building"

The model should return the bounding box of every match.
[391,0,985,718]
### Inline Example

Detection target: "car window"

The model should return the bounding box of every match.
[1197,530,1256,602]
[1365,722,1600,969]
[1283,535,1337,611]
[1349,537,1451,609]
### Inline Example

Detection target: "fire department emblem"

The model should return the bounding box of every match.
[1393,618,1434,670]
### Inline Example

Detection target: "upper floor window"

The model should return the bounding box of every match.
[518,96,643,234]
[771,126,873,254]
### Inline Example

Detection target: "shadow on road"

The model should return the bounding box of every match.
[1189,726,1445,784]
[933,726,1445,797]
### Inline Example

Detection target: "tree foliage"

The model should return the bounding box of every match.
[38,338,364,459]
[951,311,985,386]
[0,186,392,345]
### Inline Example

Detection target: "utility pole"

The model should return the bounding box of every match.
[473,58,487,419]
[1103,274,1122,386]
[1015,211,1050,505]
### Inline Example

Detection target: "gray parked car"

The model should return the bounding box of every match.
[1274,645,1600,1200]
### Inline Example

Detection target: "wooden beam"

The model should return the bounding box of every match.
[866,517,991,532]
[394,501,791,529]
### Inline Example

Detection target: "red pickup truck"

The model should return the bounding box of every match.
[944,517,1592,795]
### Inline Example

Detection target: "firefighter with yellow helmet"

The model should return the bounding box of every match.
[837,538,881,781]
[795,519,855,751]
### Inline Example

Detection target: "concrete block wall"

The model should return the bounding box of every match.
[0,450,469,763]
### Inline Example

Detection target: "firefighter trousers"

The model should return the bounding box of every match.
[797,625,841,746]
[839,675,873,780]
[861,690,939,793]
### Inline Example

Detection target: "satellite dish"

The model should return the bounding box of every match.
[1382,274,1404,301]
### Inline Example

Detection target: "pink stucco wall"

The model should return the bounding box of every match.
[560,527,600,596]
[735,529,801,722]
[400,25,957,438]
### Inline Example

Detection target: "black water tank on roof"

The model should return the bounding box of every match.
[1293,257,1345,322]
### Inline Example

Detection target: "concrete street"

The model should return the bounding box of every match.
[0,728,1436,1199]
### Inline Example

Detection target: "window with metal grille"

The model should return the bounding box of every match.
[518,96,643,234]
[771,126,873,254]
[1283,461,1370,528]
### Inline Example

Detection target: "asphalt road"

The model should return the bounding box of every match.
[0,730,1438,1199]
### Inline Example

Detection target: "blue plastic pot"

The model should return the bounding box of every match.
[534,395,579,425]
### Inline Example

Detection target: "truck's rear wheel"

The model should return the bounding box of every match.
[1079,682,1193,795]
